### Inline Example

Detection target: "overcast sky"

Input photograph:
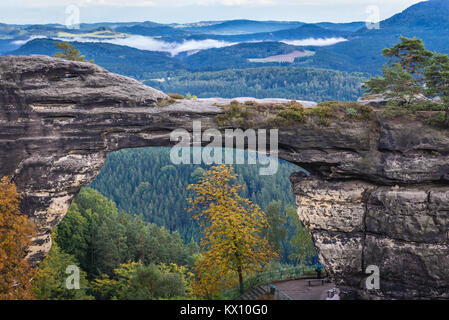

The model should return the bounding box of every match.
[0,0,425,25]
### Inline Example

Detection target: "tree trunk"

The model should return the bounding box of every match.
[445,104,449,125]
[237,266,244,294]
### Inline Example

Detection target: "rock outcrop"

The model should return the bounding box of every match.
[0,55,448,299]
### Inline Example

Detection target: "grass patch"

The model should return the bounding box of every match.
[276,101,372,126]
[167,93,184,100]
[156,98,176,107]
[215,100,258,127]
[215,99,448,129]
[275,101,307,125]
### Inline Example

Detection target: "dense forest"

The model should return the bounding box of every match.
[32,187,200,299]
[0,107,318,301]
[147,67,366,102]
[89,147,310,263]
[27,160,316,300]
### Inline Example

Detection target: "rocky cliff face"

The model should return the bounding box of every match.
[0,55,448,299]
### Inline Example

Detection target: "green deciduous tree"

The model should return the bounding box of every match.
[91,261,189,300]
[32,241,92,300]
[263,201,287,253]
[55,188,196,279]
[286,206,315,271]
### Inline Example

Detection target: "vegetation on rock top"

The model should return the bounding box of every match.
[215,99,373,127]
[363,36,449,128]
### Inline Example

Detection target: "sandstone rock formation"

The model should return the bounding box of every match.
[0,55,448,299]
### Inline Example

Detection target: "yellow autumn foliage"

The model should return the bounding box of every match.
[0,177,36,300]
[187,165,277,298]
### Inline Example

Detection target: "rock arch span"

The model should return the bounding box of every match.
[1,56,448,299]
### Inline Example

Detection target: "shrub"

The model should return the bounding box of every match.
[346,107,357,117]
[216,100,373,127]
[215,100,253,126]
[276,102,306,124]
[408,101,445,112]
[424,112,448,128]
[308,101,372,125]
[381,101,413,119]
[157,98,176,107]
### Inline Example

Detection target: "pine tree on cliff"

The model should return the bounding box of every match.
[53,42,94,63]
[363,63,423,106]
[0,177,36,300]
[425,53,449,124]
[382,36,433,81]
[363,36,433,106]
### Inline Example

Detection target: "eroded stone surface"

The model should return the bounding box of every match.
[291,173,449,299]
[1,56,448,299]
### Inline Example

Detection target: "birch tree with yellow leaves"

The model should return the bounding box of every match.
[187,165,277,297]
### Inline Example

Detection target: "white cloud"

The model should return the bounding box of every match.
[52,35,236,56]
[11,36,47,46]
[14,34,347,58]
[282,37,347,46]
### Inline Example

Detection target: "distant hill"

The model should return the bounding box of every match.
[379,0,449,30]
[117,22,349,43]
[9,38,184,78]
[116,24,187,37]
[0,23,23,36]
[301,0,449,74]
[268,24,348,40]
[315,22,365,32]
[182,41,304,71]
[206,23,349,42]
[179,19,305,35]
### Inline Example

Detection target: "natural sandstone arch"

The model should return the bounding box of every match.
[1,55,448,299]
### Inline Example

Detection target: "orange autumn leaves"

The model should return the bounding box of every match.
[0,177,36,300]
[187,165,277,298]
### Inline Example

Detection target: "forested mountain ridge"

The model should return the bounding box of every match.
[10,39,366,101]
[9,38,183,76]
[176,19,306,35]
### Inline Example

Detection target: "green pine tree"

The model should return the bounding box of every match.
[382,36,433,80]
[425,53,449,124]
[53,42,94,63]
